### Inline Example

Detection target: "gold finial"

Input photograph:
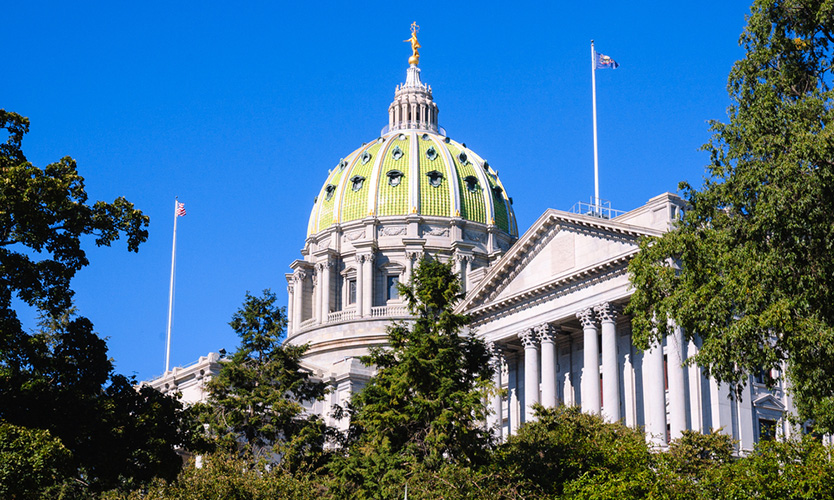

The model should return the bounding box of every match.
[404,22,421,66]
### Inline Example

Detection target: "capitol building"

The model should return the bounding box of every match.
[151,29,797,452]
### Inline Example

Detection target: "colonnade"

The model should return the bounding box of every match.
[488,302,690,446]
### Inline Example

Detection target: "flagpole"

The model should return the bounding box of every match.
[591,40,600,213]
[165,197,179,373]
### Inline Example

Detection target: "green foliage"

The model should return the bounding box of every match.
[0,422,72,499]
[626,0,834,431]
[495,405,653,498]
[700,436,834,499]
[330,259,495,498]
[2,310,189,493]
[101,454,328,500]
[0,111,185,494]
[0,110,148,332]
[198,289,327,466]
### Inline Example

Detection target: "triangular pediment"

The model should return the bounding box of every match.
[753,393,786,412]
[458,209,663,314]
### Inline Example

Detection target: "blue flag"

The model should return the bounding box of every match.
[595,51,619,69]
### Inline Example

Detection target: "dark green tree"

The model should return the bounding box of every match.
[0,110,190,492]
[197,289,327,466]
[627,0,834,431]
[331,259,495,497]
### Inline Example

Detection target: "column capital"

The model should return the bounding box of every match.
[293,269,307,283]
[518,328,539,349]
[576,307,596,329]
[536,323,559,343]
[594,302,620,323]
[287,285,294,296]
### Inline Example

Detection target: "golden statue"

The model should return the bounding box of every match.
[404,22,421,65]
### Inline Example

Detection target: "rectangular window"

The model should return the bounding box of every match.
[348,278,357,305]
[759,419,777,442]
[387,275,400,301]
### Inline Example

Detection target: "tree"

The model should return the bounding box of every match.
[0,110,188,492]
[627,0,834,431]
[495,405,654,498]
[197,289,327,466]
[331,259,495,497]
[0,422,71,499]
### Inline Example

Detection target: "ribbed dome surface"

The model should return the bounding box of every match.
[307,130,518,237]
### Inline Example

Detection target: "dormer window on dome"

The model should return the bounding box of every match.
[325,184,336,201]
[458,151,469,165]
[492,185,504,196]
[361,151,372,165]
[426,170,444,188]
[463,175,480,193]
[338,159,347,172]
[387,170,404,187]
[426,146,438,161]
[391,145,404,161]
[351,175,366,192]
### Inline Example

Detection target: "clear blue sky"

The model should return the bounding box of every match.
[5,1,752,381]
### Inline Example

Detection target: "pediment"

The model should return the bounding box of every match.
[458,209,663,314]
[753,393,786,412]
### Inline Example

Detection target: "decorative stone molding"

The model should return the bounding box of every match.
[463,230,485,243]
[518,328,539,348]
[379,225,407,237]
[576,308,596,328]
[293,269,308,283]
[422,225,449,237]
[406,250,423,261]
[344,229,364,242]
[536,323,559,344]
[594,302,619,323]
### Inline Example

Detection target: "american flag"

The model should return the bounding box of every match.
[175,202,186,217]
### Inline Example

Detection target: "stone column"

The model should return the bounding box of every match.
[455,252,467,290]
[311,271,319,325]
[362,253,374,316]
[643,339,667,446]
[355,255,365,317]
[518,328,540,422]
[668,323,687,440]
[577,308,600,414]
[487,343,504,440]
[596,303,620,422]
[292,270,305,330]
[286,283,294,335]
[319,260,331,323]
[404,251,415,285]
[537,323,558,408]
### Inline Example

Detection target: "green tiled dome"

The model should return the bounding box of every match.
[307,130,518,237]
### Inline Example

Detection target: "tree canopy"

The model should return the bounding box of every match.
[0,110,187,494]
[196,289,327,466]
[627,0,834,431]
[330,259,495,497]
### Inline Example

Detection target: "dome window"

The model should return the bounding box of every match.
[426,170,444,188]
[337,159,347,172]
[361,151,372,165]
[398,133,407,141]
[464,175,480,193]
[426,146,438,161]
[351,175,366,192]
[458,151,469,164]
[421,133,430,141]
[387,170,404,187]
[491,185,504,196]
[391,145,404,161]
[377,137,384,144]
[444,137,451,144]
[325,184,336,201]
